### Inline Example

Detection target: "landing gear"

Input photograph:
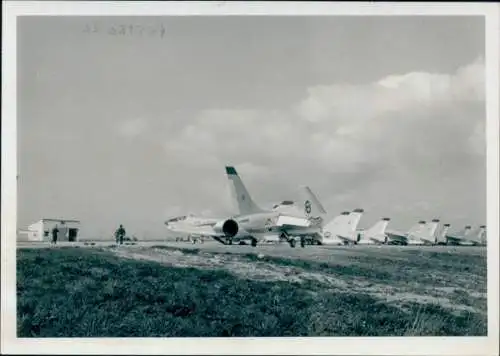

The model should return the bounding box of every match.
[289,239,296,248]
[300,237,306,248]
[251,239,258,247]
[227,238,233,245]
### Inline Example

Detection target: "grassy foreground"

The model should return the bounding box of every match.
[17,247,486,337]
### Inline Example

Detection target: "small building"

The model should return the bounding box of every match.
[26,218,81,242]
[17,229,31,241]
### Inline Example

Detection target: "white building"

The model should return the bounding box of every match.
[25,218,81,242]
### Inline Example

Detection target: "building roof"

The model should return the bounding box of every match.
[40,218,80,223]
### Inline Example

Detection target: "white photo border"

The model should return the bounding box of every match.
[2,2,499,355]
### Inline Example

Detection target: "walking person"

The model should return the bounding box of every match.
[51,224,59,245]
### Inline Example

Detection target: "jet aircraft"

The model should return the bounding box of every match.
[357,218,391,245]
[446,225,486,246]
[165,166,329,248]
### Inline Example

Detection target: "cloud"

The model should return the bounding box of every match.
[161,57,485,228]
[468,120,486,156]
[297,56,485,124]
[118,117,148,138]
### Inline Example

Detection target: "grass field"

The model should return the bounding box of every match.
[17,244,487,337]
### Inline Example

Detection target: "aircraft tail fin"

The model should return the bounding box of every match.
[365,217,391,240]
[478,225,487,244]
[299,186,327,219]
[408,220,426,235]
[406,220,427,242]
[437,223,451,243]
[425,219,440,242]
[469,225,487,244]
[462,225,473,236]
[225,166,263,215]
[321,211,350,243]
[337,208,364,238]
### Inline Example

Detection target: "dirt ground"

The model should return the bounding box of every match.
[103,241,487,316]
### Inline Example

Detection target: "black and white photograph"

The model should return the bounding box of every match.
[2,2,499,355]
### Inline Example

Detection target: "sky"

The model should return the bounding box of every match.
[17,15,486,239]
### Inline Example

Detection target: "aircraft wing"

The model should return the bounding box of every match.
[273,215,323,239]
[386,231,408,244]
[166,223,222,238]
[445,235,464,244]
[275,215,312,228]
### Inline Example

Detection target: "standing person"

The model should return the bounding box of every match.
[115,224,126,245]
[51,224,59,245]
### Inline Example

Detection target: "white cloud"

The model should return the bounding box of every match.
[468,120,486,156]
[297,56,485,125]
[118,117,148,138]
[161,57,485,228]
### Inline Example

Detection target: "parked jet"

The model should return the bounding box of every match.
[446,225,486,246]
[310,211,349,245]
[386,220,426,245]
[477,225,487,245]
[320,208,365,245]
[445,225,472,245]
[165,166,329,248]
[357,218,391,245]
[435,223,451,245]
[407,219,441,245]
[467,225,487,246]
[166,215,219,243]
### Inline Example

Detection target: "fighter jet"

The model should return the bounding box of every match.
[165,166,329,248]
[445,225,472,245]
[446,225,486,246]
[165,215,219,243]
[434,223,451,245]
[386,220,427,245]
[357,218,391,245]
[407,219,441,245]
[317,208,365,245]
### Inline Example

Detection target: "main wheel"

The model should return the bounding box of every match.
[227,238,233,245]
[289,239,296,248]
[251,239,257,247]
[300,239,305,248]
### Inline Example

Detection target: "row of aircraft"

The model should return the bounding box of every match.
[164,166,487,248]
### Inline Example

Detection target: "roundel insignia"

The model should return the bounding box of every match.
[304,200,312,215]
